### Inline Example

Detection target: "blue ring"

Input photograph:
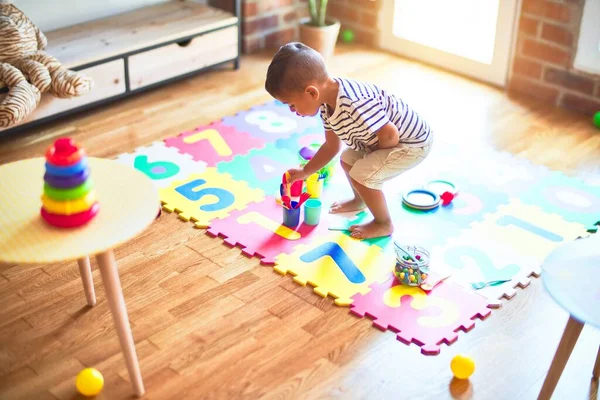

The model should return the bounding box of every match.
[402,188,440,208]
[44,168,90,188]
[45,157,88,177]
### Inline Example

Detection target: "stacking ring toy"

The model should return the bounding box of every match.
[41,202,100,228]
[44,168,90,188]
[45,138,85,166]
[43,180,93,201]
[45,157,88,177]
[41,191,97,215]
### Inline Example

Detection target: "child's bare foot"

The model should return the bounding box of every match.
[350,220,394,239]
[329,198,366,214]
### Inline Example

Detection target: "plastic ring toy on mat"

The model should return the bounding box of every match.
[45,143,85,166]
[424,180,457,196]
[402,189,440,210]
[41,191,97,215]
[41,202,100,228]
[44,168,90,188]
[44,157,88,177]
[43,180,93,201]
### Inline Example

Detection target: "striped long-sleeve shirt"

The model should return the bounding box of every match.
[319,77,433,151]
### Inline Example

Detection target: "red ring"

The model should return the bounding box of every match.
[41,202,99,228]
[45,140,86,166]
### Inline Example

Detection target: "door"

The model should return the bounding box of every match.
[379,0,519,87]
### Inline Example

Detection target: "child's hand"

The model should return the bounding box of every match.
[286,167,309,182]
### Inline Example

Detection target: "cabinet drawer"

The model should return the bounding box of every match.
[1,58,126,131]
[128,25,238,90]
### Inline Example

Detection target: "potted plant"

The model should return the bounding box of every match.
[299,0,340,59]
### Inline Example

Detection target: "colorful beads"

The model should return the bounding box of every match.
[41,138,99,228]
[393,242,431,287]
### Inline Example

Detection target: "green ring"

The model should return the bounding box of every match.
[44,180,93,201]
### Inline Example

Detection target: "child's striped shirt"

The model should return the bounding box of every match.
[319,77,433,151]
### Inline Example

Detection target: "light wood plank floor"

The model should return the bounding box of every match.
[1,45,599,400]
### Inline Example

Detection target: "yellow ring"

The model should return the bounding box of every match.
[41,191,96,215]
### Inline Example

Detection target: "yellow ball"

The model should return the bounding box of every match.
[76,368,104,396]
[451,354,475,379]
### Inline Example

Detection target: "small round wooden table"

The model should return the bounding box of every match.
[0,157,160,397]
[538,233,600,400]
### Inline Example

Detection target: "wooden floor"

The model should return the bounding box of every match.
[1,44,599,400]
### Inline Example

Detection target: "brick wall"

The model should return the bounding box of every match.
[509,0,600,115]
[210,0,381,54]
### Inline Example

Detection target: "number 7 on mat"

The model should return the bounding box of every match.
[300,242,366,284]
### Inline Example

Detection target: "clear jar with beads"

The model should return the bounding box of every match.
[393,242,430,286]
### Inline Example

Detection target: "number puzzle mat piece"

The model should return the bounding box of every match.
[216,142,298,194]
[164,121,265,166]
[159,168,265,228]
[114,141,206,189]
[518,171,600,227]
[469,198,590,263]
[449,149,554,197]
[221,101,323,141]
[206,195,332,265]
[274,232,396,306]
[350,271,493,355]
[388,205,465,248]
[275,131,325,153]
[430,230,542,306]
[386,177,510,247]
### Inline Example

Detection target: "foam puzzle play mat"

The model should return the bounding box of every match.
[114,100,600,355]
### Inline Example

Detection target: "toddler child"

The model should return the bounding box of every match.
[265,42,433,239]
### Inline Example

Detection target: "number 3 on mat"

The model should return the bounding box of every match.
[300,242,366,284]
[175,179,234,211]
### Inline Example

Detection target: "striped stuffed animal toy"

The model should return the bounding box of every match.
[0,0,94,128]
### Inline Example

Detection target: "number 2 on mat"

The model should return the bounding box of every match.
[444,245,520,282]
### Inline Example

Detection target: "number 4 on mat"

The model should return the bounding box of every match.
[300,242,366,284]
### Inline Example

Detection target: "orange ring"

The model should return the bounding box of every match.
[45,138,85,166]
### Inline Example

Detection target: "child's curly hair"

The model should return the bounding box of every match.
[265,42,328,97]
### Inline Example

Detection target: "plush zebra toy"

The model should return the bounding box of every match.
[0,0,94,128]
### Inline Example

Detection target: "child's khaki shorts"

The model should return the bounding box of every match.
[341,143,431,190]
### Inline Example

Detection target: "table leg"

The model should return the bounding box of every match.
[96,250,145,397]
[537,315,584,400]
[77,257,96,306]
[593,345,600,379]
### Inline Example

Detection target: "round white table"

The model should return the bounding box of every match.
[538,233,600,400]
[0,157,160,397]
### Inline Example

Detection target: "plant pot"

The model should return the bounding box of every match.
[299,17,341,59]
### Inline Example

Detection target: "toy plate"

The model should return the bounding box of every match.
[402,189,440,210]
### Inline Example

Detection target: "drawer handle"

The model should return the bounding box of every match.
[176,38,193,47]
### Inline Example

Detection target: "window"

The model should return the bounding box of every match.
[573,0,600,75]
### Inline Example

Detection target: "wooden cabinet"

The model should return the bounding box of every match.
[128,25,239,90]
[0,0,240,136]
